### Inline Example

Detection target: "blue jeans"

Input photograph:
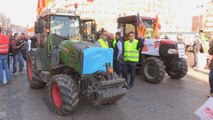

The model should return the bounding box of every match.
[114,59,123,76]
[209,70,213,93]
[123,61,137,85]
[0,54,11,83]
[13,53,24,73]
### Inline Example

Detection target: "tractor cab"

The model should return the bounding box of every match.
[117,15,155,39]
[35,9,81,49]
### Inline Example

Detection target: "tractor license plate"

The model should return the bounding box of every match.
[178,44,185,58]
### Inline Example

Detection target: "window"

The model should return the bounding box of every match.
[50,16,80,40]
[125,24,135,34]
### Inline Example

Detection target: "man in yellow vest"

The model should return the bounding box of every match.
[123,32,139,88]
[95,30,109,48]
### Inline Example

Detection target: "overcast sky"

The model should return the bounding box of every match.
[0,0,211,27]
[0,0,37,27]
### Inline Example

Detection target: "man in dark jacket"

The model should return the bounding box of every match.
[11,33,24,74]
[19,33,28,61]
[113,32,123,76]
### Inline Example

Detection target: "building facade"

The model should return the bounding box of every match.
[0,13,12,33]
[50,0,199,33]
[192,1,213,32]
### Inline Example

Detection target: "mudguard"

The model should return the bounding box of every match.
[27,48,48,71]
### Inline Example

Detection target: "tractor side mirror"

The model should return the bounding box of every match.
[35,19,44,34]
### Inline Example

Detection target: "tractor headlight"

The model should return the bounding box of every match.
[168,49,177,54]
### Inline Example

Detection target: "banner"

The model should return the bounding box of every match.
[194,97,213,120]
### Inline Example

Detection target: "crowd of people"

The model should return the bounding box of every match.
[0,27,32,86]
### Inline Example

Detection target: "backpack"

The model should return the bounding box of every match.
[9,43,13,54]
[8,38,15,55]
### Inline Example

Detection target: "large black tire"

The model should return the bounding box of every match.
[49,74,79,115]
[166,59,188,79]
[26,54,46,89]
[142,57,165,84]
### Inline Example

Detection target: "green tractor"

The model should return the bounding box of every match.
[27,9,126,115]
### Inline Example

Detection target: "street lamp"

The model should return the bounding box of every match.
[74,3,78,10]
[74,3,78,15]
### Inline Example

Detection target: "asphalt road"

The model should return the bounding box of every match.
[0,68,209,120]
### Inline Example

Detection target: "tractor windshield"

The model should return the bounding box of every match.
[50,16,80,40]
[143,19,154,29]
[143,19,155,38]
[81,19,96,42]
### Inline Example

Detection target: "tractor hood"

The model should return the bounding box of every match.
[58,40,113,75]
[141,39,185,60]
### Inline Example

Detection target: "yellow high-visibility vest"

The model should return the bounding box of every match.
[98,38,109,48]
[124,39,139,62]
[113,38,116,48]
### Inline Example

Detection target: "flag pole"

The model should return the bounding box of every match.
[82,0,83,16]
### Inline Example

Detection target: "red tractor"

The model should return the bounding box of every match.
[117,15,188,84]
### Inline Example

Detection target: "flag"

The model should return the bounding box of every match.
[136,12,146,38]
[154,14,159,39]
[37,0,50,15]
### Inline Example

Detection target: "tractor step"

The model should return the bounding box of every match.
[40,71,50,83]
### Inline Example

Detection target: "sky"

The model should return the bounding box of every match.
[0,0,37,27]
[0,0,211,28]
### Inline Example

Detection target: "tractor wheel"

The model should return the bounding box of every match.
[49,74,79,115]
[166,59,188,79]
[26,55,46,89]
[142,57,165,84]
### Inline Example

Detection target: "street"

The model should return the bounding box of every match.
[0,68,209,120]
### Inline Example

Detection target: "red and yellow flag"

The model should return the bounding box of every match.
[37,0,50,15]
[136,13,146,38]
[154,15,159,39]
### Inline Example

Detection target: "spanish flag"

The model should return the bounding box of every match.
[154,15,159,39]
[37,0,50,15]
